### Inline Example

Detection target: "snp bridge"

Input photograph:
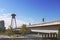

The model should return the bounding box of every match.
[27,20,60,27]
[26,20,60,38]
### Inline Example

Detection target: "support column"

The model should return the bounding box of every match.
[42,34,43,38]
[47,33,49,38]
[53,33,55,38]
[55,33,57,38]
[45,34,46,38]
[38,32,40,35]
[50,33,52,38]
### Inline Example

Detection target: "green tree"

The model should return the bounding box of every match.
[58,26,60,40]
[5,26,13,36]
[20,24,31,35]
[0,27,6,35]
[0,26,6,32]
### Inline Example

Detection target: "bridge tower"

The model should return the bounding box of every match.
[11,13,17,28]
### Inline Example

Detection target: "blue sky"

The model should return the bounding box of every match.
[0,0,60,28]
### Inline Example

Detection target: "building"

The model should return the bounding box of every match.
[0,20,5,32]
[0,20,4,27]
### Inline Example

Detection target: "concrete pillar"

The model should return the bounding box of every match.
[53,33,55,38]
[45,34,46,38]
[38,32,40,35]
[50,33,52,38]
[55,34,57,38]
[47,33,49,38]
[42,34,43,38]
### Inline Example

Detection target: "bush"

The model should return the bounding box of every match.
[20,24,31,35]
[5,27,13,36]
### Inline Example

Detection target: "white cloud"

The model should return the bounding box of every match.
[0,8,6,13]
[0,13,26,29]
[0,8,26,29]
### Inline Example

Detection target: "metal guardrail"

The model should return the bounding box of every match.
[0,38,58,40]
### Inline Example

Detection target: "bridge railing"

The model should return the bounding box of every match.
[0,38,58,40]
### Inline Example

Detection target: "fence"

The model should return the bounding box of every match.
[0,38,58,40]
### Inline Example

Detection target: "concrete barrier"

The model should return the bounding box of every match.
[0,38,58,40]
